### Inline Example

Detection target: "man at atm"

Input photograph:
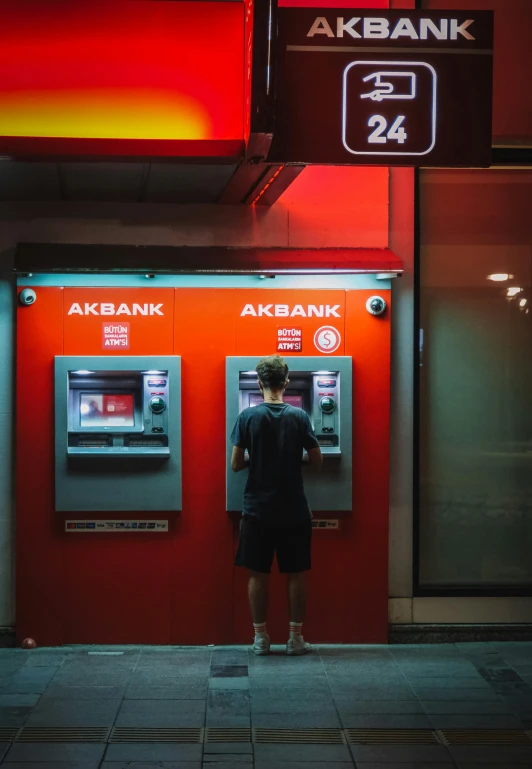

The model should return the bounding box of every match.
[230,355,322,656]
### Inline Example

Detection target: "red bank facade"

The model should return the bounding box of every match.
[2,0,532,646]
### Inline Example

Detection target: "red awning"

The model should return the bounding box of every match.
[221,248,404,275]
[14,244,404,275]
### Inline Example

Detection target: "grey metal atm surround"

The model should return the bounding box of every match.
[55,356,181,512]
[226,356,352,512]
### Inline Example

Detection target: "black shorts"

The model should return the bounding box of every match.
[235,516,312,574]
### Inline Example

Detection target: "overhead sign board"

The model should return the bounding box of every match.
[269,9,494,166]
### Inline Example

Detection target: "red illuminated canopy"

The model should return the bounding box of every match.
[14,244,404,275]
[0,1,245,158]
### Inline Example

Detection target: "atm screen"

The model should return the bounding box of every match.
[249,393,303,409]
[80,393,135,427]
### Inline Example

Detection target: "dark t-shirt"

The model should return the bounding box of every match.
[230,402,319,525]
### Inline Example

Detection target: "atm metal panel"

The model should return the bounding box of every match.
[54,355,181,512]
[226,355,352,513]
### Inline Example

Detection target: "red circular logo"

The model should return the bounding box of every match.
[314,326,341,354]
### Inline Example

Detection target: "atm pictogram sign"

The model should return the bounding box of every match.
[343,61,437,157]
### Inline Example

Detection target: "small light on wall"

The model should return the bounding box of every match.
[519,298,527,308]
[507,287,523,297]
[487,273,513,282]
[145,274,155,279]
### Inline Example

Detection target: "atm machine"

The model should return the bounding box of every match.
[226,356,352,512]
[54,355,181,512]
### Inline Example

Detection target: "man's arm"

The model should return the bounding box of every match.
[231,446,247,473]
[306,445,323,469]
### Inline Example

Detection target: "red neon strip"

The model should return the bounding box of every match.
[252,166,285,205]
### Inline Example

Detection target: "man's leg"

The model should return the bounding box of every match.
[249,570,270,655]
[286,571,306,623]
[286,571,311,654]
[248,570,269,624]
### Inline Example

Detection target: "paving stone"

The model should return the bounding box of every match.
[397,663,479,677]
[130,670,206,686]
[210,665,248,678]
[477,666,525,683]
[23,652,70,667]
[104,743,203,762]
[349,746,453,763]
[449,745,532,763]
[4,743,106,762]
[209,677,249,690]
[205,715,251,728]
[255,763,355,769]
[0,693,40,707]
[415,688,499,701]
[0,651,31,660]
[51,671,131,687]
[25,698,122,726]
[115,698,206,727]
[2,761,102,769]
[249,680,331,694]
[251,711,342,728]
[102,764,201,769]
[339,714,432,729]
[422,700,513,714]
[204,743,253,754]
[0,706,33,726]
[0,666,60,694]
[40,684,125,701]
[211,652,249,666]
[333,700,425,714]
[202,760,253,766]
[328,684,417,700]
[207,689,250,718]
[408,676,491,690]
[355,764,453,769]
[455,766,532,769]
[428,713,524,728]
[323,670,406,683]
[254,744,353,762]
[125,683,208,699]
[250,695,336,714]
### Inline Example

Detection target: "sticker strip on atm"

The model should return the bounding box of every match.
[65,520,169,532]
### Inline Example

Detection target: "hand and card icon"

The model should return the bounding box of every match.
[360,71,417,102]
[343,61,437,156]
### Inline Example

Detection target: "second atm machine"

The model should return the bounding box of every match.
[55,356,181,512]
[226,356,352,512]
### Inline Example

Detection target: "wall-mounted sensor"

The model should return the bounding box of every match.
[366,296,387,316]
[19,289,37,306]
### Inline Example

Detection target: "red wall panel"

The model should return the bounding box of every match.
[16,285,391,645]
[16,288,65,645]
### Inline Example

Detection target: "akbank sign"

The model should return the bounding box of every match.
[268,8,493,167]
[307,16,475,41]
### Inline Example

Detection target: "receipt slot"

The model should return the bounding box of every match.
[226,356,352,512]
[55,356,181,512]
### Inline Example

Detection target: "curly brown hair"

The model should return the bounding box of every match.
[256,355,289,389]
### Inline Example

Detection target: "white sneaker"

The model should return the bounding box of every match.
[253,634,270,655]
[286,636,312,656]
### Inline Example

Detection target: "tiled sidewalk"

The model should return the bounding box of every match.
[0,642,532,767]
